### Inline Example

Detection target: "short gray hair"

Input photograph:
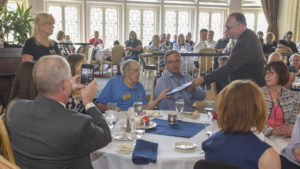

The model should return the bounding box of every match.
[164,50,181,62]
[121,59,140,75]
[218,56,229,63]
[33,55,72,95]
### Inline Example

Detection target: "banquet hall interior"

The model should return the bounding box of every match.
[1,0,300,169]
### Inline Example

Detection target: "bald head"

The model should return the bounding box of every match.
[267,52,283,64]
[33,55,72,95]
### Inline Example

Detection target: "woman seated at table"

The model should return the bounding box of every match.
[172,34,191,52]
[95,59,169,112]
[22,13,60,62]
[66,54,86,114]
[262,61,298,137]
[125,31,143,61]
[202,80,280,169]
[263,32,277,55]
[6,61,37,129]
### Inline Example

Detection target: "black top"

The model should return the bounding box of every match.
[214,38,229,53]
[22,37,60,61]
[263,41,277,54]
[278,40,298,53]
[126,39,143,56]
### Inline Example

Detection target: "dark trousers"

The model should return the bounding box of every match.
[280,155,300,169]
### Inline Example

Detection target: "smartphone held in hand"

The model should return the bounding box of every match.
[81,64,94,84]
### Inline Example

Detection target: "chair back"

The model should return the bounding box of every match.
[86,45,95,64]
[0,115,16,164]
[198,48,216,73]
[111,45,124,65]
[147,48,157,65]
[0,156,20,169]
[143,46,148,53]
[194,160,243,169]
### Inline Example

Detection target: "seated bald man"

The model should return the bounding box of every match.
[9,55,111,169]
[267,52,283,64]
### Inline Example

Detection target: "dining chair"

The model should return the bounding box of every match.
[101,45,124,78]
[0,156,20,169]
[0,115,16,164]
[194,160,243,169]
[192,48,216,80]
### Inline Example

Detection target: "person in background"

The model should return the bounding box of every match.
[160,33,172,50]
[22,13,60,62]
[6,61,37,129]
[9,55,111,169]
[257,31,264,47]
[65,35,71,42]
[66,54,86,114]
[214,31,230,69]
[278,31,298,53]
[186,32,195,51]
[89,31,104,48]
[262,61,298,137]
[280,113,300,169]
[215,56,229,93]
[125,31,143,61]
[56,31,65,43]
[263,32,277,54]
[173,34,191,52]
[194,29,208,68]
[203,80,280,169]
[95,59,169,112]
[149,34,165,53]
[206,30,216,49]
[64,34,75,54]
[172,34,178,45]
[288,54,300,74]
[267,52,283,64]
[155,50,205,111]
[166,33,173,49]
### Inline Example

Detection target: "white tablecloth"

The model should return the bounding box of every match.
[91,111,218,169]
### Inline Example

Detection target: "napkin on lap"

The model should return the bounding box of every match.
[132,139,158,165]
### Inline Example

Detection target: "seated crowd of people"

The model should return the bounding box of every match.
[3,11,300,169]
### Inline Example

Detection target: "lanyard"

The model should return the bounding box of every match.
[267,86,282,125]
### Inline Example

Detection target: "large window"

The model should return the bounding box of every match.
[128,7,157,47]
[46,3,81,42]
[88,6,119,48]
[243,9,267,34]
[164,9,192,37]
[198,9,226,41]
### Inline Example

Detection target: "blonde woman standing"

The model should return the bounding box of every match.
[22,13,60,62]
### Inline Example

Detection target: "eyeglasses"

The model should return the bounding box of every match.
[265,72,274,76]
[165,60,181,64]
[125,68,141,73]
[292,59,300,62]
[225,23,240,31]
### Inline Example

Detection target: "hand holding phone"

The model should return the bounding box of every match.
[81,64,94,84]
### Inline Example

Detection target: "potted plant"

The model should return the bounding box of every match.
[0,3,33,46]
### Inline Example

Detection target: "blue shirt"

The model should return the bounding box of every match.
[95,76,146,111]
[154,70,205,111]
[202,131,271,169]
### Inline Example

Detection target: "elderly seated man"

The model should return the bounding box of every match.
[155,50,206,111]
[95,59,169,112]
[9,55,111,169]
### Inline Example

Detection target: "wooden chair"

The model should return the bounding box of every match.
[275,47,292,64]
[0,115,16,164]
[100,45,124,78]
[192,48,216,78]
[0,156,20,169]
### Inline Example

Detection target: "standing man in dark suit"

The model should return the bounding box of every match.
[9,55,111,169]
[193,12,265,87]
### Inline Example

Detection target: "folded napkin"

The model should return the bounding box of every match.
[146,118,205,138]
[132,139,158,165]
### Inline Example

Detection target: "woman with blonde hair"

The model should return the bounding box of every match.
[66,54,87,114]
[22,13,60,62]
[202,80,280,169]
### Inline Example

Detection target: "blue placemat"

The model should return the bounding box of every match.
[132,139,158,165]
[146,118,205,138]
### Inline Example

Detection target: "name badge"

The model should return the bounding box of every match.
[49,49,57,55]
[122,93,131,100]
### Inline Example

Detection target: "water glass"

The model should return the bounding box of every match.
[175,98,184,120]
[135,121,146,139]
[204,100,214,122]
[105,110,117,130]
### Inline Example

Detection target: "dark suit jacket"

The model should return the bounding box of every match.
[9,95,112,169]
[204,28,265,86]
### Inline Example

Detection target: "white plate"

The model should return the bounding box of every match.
[146,111,163,118]
[116,144,133,154]
[173,142,197,150]
[181,111,193,115]
[112,133,134,141]
[121,121,157,129]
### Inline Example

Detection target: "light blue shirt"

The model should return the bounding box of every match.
[154,70,206,111]
[95,76,146,111]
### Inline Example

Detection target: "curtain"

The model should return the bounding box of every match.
[261,0,279,41]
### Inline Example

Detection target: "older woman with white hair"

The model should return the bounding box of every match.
[22,13,60,62]
[95,59,170,112]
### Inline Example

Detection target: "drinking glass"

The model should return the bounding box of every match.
[105,110,117,130]
[204,100,214,137]
[134,95,143,115]
[135,121,146,139]
[175,98,184,120]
